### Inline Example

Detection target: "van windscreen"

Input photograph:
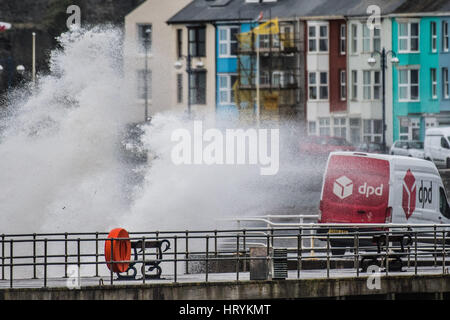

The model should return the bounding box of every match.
[320,155,390,223]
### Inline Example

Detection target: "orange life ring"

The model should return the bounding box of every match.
[104,228,131,273]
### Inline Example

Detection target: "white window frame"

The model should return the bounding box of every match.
[351,24,358,54]
[443,21,449,52]
[351,70,358,100]
[398,21,420,53]
[373,27,381,52]
[308,22,328,53]
[362,24,371,53]
[340,70,346,101]
[444,67,449,99]
[431,68,437,99]
[218,26,239,58]
[363,70,371,100]
[340,24,346,55]
[363,119,383,143]
[398,69,420,102]
[431,21,437,53]
[319,118,331,136]
[137,24,152,54]
[308,71,328,101]
[333,117,347,138]
[218,74,237,105]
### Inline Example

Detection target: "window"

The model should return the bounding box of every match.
[138,24,152,53]
[373,71,381,100]
[137,70,151,100]
[308,121,316,135]
[399,118,420,140]
[333,118,346,138]
[444,67,449,99]
[439,187,450,219]
[431,68,437,99]
[443,21,449,52]
[218,74,237,104]
[177,74,183,103]
[319,118,330,136]
[340,24,346,55]
[431,22,437,52]
[308,72,328,100]
[351,70,358,100]
[308,24,328,52]
[308,26,316,52]
[373,27,381,52]
[189,71,206,104]
[308,72,317,99]
[363,119,382,143]
[399,119,409,140]
[189,27,206,57]
[442,137,450,149]
[219,26,239,57]
[363,70,371,100]
[398,69,419,101]
[398,22,419,52]
[351,24,358,53]
[362,24,371,52]
[340,70,346,100]
[177,29,183,58]
[350,118,361,144]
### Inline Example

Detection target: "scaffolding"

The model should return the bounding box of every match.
[235,19,303,126]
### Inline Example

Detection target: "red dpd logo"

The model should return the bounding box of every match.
[402,169,416,220]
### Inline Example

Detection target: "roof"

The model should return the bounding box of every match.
[330,151,439,174]
[167,0,449,24]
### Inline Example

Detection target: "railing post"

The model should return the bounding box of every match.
[385,231,389,276]
[1,234,5,281]
[415,231,418,275]
[297,229,302,279]
[443,231,446,275]
[64,233,68,278]
[434,225,437,267]
[142,237,146,285]
[243,229,247,273]
[9,239,13,289]
[110,238,114,285]
[185,231,189,275]
[356,231,360,277]
[95,232,99,277]
[32,233,37,279]
[77,238,81,271]
[214,230,218,258]
[174,235,177,283]
[326,233,330,279]
[236,234,240,281]
[44,238,48,288]
[205,235,209,282]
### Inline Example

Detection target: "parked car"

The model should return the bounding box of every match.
[300,136,355,157]
[425,127,450,168]
[317,151,450,255]
[355,142,385,154]
[390,140,425,159]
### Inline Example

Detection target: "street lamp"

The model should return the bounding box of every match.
[143,27,151,122]
[16,65,25,74]
[367,48,398,153]
[174,53,193,117]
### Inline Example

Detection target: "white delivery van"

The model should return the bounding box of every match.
[424,127,450,168]
[317,152,450,253]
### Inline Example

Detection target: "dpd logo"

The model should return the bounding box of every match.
[402,169,416,219]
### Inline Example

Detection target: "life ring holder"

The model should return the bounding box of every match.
[104,228,131,273]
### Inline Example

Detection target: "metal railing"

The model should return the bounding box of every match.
[1,224,450,289]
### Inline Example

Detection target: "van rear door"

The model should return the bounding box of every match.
[320,154,390,223]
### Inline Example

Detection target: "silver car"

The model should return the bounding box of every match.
[390,140,425,159]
